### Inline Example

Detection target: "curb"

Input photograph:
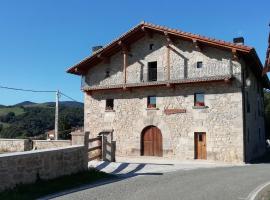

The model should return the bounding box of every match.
[248,182,270,200]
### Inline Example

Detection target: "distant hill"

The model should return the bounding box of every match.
[11,101,83,108]
[0,101,83,139]
[41,101,83,108]
[13,101,36,107]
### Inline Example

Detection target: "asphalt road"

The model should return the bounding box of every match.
[46,163,270,200]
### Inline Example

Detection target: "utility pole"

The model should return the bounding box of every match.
[55,90,59,140]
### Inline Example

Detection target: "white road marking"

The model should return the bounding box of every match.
[238,181,270,200]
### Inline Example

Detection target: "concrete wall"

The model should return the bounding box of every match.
[33,140,71,150]
[0,139,32,152]
[0,145,87,192]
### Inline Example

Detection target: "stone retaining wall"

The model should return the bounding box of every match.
[32,140,71,150]
[0,139,32,152]
[0,145,87,192]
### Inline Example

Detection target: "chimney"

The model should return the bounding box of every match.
[92,46,103,54]
[233,37,244,45]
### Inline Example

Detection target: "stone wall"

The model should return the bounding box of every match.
[85,80,244,163]
[32,140,71,150]
[84,34,235,88]
[0,145,87,192]
[82,31,267,163]
[83,32,247,163]
[0,139,32,152]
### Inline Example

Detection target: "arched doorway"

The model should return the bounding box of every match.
[141,126,163,157]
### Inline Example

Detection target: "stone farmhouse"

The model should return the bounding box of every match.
[67,22,270,163]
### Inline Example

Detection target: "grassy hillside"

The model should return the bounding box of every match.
[0,101,83,139]
[0,107,25,116]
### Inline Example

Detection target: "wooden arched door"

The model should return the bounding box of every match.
[141,126,163,157]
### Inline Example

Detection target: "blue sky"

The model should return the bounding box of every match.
[0,0,269,105]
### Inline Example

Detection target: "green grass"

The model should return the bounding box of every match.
[0,122,10,128]
[0,107,25,116]
[0,168,110,200]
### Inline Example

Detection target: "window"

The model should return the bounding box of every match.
[105,99,114,110]
[148,61,157,81]
[246,92,250,113]
[149,43,154,50]
[199,134,203,141]
[194,93,205,107]
[105,70,110,78]
[147,96,156,108]
[197,61,203,69]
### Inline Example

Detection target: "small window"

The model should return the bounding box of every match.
[147,96,156,108]
[105,70,110,78]
[149,43,154,50]
[199,134,203,141]
[148,61,157,81]
[105,99,114,110]
[194,93,205,107]
[246,92,250,113]
[197,61,203,69]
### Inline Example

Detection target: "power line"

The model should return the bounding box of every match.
[0,85,56,93]
[59,92,79,102]
[0,85,80,102]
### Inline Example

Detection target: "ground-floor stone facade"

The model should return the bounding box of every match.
[85,82,248,163]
